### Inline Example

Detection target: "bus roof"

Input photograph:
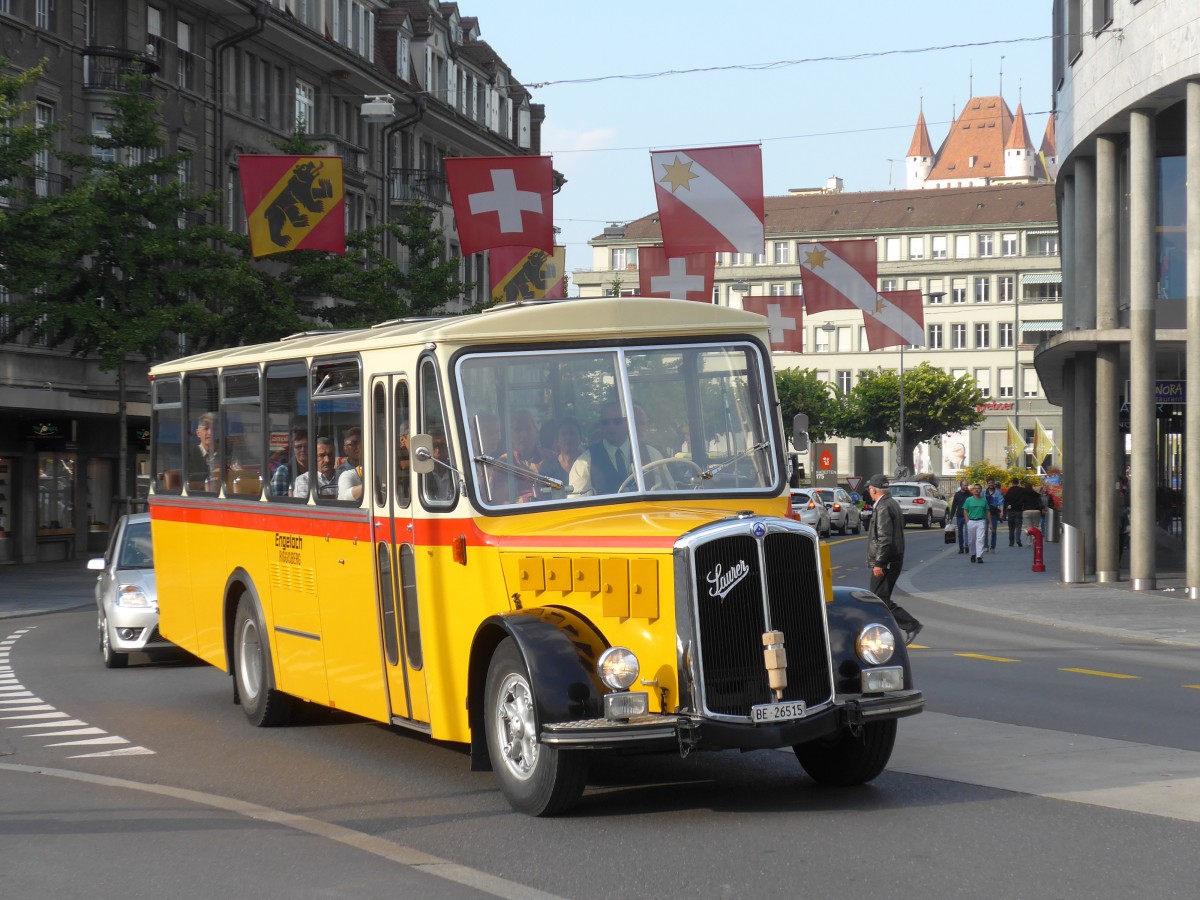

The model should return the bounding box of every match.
[150,296,774,375]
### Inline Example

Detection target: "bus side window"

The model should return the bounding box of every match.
[265,362,308,502]
[152,376,183,495]
[419,357,456,507]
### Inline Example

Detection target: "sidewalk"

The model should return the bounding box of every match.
[4,542,1200,648]
[898,532,1200,648]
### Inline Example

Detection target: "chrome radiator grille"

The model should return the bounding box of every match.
[689,525,833,718]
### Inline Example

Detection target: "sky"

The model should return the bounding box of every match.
[461,1,1055,293]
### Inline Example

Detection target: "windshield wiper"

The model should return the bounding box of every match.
[473,455,565,492]
[698,440,770,481]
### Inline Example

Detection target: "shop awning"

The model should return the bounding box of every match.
[1021,272,1063,284]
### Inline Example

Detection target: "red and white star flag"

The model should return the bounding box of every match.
[445,156,554,256]
[650,145,764,257]
[740,295,804,353]
[798,239,924,348]
[637,246,714,302]
[864,290,925,351]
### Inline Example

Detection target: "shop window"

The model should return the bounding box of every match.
[86,458,112,533]
[37,452,75,533]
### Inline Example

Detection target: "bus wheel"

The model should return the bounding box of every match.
[98,610,128,669]
[234,596,293,727]
[484,637,587,816]
[793,719,897,786]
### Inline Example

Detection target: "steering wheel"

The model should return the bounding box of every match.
[618,457,704,492]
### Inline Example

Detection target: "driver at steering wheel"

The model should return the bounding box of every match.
[569,401,672,496]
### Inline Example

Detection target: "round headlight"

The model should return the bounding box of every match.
[857,623,896,666]
[597,646,640,690]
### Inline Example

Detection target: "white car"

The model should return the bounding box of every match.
[88,512,171,668]
[789,489,832,537]
[889,481,950,528]
[813,487,862,535]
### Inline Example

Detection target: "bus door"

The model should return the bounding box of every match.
[369,375,430,728]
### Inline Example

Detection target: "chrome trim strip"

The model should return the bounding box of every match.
[273,625,321,641]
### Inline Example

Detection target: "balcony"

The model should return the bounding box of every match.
[388,168,448,207]
[0,172,70,208]
[308,135,366,180]
[83,47,160,91]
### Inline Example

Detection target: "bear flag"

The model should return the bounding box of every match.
[240,155,345,258]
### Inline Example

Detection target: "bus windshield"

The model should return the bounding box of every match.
[456,341,778,508]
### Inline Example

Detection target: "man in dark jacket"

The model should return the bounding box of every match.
[948,479,971,554]
[1003,480,1027,546]
[865,474,923,644]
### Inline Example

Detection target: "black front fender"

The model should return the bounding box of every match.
[825,585,916,693]
[467,606,608,770]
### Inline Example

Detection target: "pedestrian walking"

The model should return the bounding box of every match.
[984,479,1005,552]
[1020,479,1044,537]
[864,474,923,644]
[1003,479,1027,546]
[963,483,990,562]
[949,479,971,554]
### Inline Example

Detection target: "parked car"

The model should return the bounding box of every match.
[789,488,832,537]
[88,512,171,668]
[889,481,950,528]
[813,487,862,535]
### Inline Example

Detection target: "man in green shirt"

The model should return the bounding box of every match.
[962,483,990,562]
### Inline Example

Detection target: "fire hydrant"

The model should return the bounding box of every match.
[1027,527,1045,572]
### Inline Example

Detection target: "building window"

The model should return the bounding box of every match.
[927,279,944,302]
[814,328,831,353]
[177,21,194,89]
[999,368,1015,399]
[1022,368,1040,398]
[928,323,943,349]
[974,368,991,398]
[37,452,75,532]
[908,236,924,260]
[35,0,49,29]
[1035,235,1059,256]
[975,323,991,348]
[610,247,637,270]
[952,324,967,349]
[978,233,994,257]
[905,279,920,292]
[932,235,947,259]
[91,114,115,162]
[396,35,411,80]
[999,322,1014,348]
[998,275,1015,302]
[33,102,54,196]
[951,278,967,304]
[974,277,990,303]
[955,234,970,259]
[147,6,164,59]
[1027,282,1063,302]
[1002,233,1018,256]
[880,278,897,292]
[773,241,789,264]
[836,370,851,394]
[295,80,315,133]
[754,250,766,266]
[770,283,787,296]
[885,237,901,261]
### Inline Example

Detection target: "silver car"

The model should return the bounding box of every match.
[813,487,862,535]
[790,489,832,537]
[889,481,950,528]
[88,512,170,668]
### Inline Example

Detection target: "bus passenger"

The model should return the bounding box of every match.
[293,436,338,499]
[425,426,456,501]
[187,412,218,490]
[269,426,308,496]
[542,417,582,485]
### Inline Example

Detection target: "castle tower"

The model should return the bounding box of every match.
[905,110,935,189]
[1004,102,1036,179]
[1039,115,1058,181]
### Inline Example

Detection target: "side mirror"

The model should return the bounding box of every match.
[87,557,105,571]
[791,413,809,453]
[409,434,436,474]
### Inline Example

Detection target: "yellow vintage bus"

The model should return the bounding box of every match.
[148,296,922,815]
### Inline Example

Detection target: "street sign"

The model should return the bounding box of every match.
[813,443,838,486]
[846,475,862,493]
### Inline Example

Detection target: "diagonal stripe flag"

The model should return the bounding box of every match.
[650,145,764,256]
[865,290,925,350]
[798,239,923,346]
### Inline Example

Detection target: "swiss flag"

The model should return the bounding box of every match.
[741,295,804,353]
[650,145,764,257]
[637,247,714,302]
[865,290,925,351]
[446,156,554,256]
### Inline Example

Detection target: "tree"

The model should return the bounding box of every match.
[0,58,55,292]
[775,368,839,442]
[839,362,984,456]
[3,74,269,506]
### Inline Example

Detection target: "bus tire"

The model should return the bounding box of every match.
[234,596,293,727]
[484,637,587,816]
[793,718,896,786]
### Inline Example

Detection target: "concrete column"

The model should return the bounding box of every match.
[1058,174,1078,567]
[1061,361,1082,582]
[1188,82,1200,599]
[1071,157,1098,574]
[1095,136,1121,582]
[1061,176,1076,333]
[1129,109,1157,591]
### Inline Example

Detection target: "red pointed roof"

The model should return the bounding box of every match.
[907,110,934,157]
[1005,103,1034,151]
[926,95,1014,183]
[1040,114,1056,157]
